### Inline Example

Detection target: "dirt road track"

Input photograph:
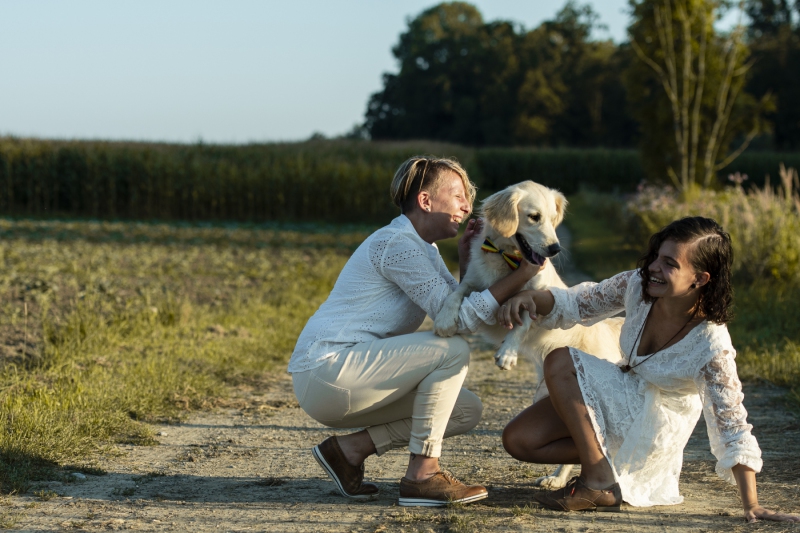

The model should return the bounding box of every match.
[11,226,800,532]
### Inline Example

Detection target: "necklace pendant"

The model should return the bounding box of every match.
[621,364,631,373]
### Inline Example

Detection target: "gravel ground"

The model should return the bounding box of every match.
[10,226,800,532]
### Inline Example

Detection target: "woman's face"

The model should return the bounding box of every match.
[646,238,705,299]
[427,171,471,239]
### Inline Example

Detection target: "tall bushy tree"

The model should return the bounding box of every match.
[625,0,772,189]
[514,3,638,146]
[365,3,521,145]
[745,0,800,150]
[365,1,636,147]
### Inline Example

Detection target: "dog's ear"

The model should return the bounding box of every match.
[481,187,523,237]
[552,190,568,227]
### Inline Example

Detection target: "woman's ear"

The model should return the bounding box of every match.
[417,190,432,212]
[695,271,711,287]
[480,187,522,237]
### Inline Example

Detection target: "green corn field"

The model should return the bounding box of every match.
[1,137,798,223]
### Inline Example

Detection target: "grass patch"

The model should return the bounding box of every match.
[730,282,800,408]
[562,191,641,281]
[0,218,374,492]
[33,490,57,502]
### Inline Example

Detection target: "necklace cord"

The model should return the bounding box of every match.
[621,302,699,373]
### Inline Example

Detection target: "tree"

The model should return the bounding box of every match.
[626,0,772,189]
[365,3,521,145]
[745,0,800,150]
[514,2,637,146]
[365,1,637,148]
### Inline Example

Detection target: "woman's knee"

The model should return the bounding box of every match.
[450,334,470,358]
[456,388,483,431]
[501,419,528,460]
[441,335,471,366]
[543,347,574,381]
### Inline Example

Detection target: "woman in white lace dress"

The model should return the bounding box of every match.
[499,217,798,522]
[289,156,541,507]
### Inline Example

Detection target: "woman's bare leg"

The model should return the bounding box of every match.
[502,396,578,464]
[543,347,615,489]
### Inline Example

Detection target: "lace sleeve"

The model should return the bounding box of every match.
[536,270,633,330]
[372,233,497,331]
[695,349,762,484]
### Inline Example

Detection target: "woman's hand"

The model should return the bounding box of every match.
[517,257,545,279]
[458,218,483,279]
[458,218,483,254]
[743,505,800,523]
[732,465,800,523]
[497,290,538,330]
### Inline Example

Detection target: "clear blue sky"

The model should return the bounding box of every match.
[0,1,741,143]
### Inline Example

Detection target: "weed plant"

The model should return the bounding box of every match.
[0,218,373,492]
[625,165,800,283]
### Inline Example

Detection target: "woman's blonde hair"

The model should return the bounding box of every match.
[390,156,477,214]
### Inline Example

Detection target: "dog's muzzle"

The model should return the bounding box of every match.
[515,234,560,266]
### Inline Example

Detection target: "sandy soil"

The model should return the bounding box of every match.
[9,228,800,532]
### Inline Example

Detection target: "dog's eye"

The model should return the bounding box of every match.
[528,214,541,223]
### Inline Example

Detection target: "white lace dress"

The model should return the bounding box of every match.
[537,270,762,507]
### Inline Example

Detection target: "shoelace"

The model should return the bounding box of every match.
[564,476,581,496]
[438,470,458,484]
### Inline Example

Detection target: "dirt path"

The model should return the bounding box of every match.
[10,227,800,532]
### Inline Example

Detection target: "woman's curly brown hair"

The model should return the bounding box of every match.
[637,216,734,324]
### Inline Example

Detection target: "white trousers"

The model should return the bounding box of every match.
[292,331,482,458]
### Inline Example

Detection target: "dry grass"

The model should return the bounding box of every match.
[0,217,373,492]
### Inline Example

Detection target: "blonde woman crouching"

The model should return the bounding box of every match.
[288,156,541,506]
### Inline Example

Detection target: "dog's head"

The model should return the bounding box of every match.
[480,181,567,266]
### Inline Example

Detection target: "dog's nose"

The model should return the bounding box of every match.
[546,243,562,257]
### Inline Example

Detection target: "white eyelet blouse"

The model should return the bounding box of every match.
[288,215,498,374]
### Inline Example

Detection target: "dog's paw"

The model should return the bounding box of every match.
[433,309,459,337]
[533,475,568,490]
[433,296,462,337]
[494,347,518,370]
[434,318,458,338]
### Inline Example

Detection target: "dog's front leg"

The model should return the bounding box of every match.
[433,286,469,337]
[534,464,574,489]
[494,313,533,370]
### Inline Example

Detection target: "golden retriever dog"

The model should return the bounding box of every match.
[434,180,623,489]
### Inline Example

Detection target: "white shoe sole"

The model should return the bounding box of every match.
[398,491,488,507]
[312,445,376,500]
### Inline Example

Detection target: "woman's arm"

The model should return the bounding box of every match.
[696,349,798,522]
[378,231,540,332]
[732,464,799,522]
[486,262,544,306]
[456,217,542,298]
[497,270,634,330]
[457,218,482,281]
[496,289,555,329]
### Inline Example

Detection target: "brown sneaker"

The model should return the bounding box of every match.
[399,470,488,507]
[312,436,379,500]
[533,476,621,512]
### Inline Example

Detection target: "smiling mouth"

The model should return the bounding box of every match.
[515,234,546,266]
[649,276,666,285]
